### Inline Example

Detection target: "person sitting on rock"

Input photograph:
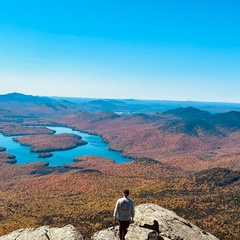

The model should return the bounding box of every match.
[140,220,160,233]
[113,189,135,240]
[147,231,164,240]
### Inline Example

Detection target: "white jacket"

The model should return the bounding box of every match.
[113,196,135,221]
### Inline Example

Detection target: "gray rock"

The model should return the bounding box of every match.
[0,204,220,240]
[91,226,120,240]
[92,204,219,240]
[0,224,83,240]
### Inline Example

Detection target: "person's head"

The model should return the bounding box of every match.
[123,189,129,197]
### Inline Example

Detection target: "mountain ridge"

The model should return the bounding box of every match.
[0,92,239,239]
[2,92,240,113]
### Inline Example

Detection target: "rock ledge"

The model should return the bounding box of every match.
[0,224,83,240]
[0,204,220,240]
[92,204,219,240]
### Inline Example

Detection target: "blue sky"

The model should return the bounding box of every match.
[0,0,240,102]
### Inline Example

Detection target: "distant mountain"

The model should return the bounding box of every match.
[1,92,240,119]
[65,111,120,125]
[157,107,219,136]
[209,111,240,129]
[0,92,54,103]
[157,107,240,137]
[3,92,240,114]
[0,93,79,116]
[52,95,240,113]
[81,99,129,112]
[163,106,212,120]
[160,119,223,137]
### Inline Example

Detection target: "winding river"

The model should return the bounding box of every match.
[0,126,132,166]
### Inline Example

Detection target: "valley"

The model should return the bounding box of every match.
[0,93,239,239]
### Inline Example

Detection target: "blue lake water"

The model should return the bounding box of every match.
[0,126,132,166]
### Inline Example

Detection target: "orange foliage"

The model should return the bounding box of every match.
[13,133,87,152]
[0,158,239,240]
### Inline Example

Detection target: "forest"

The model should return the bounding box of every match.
[0,157,239,239]
[0,95,240,239]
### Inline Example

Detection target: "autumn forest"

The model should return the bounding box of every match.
[0,93,239,240]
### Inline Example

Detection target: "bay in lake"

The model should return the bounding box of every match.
[0,127,132,166]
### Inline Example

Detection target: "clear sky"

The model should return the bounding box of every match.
[0,0,240,102]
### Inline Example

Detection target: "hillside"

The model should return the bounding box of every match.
[195,168,240,186]
[0,157,238,239]
[1,104,240,171]
[39,107,240,172]
[0,93,240,239]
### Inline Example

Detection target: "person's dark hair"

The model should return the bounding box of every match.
[123,189,129,196]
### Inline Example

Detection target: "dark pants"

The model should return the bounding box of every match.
[119,220,130,240]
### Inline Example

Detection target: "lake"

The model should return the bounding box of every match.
[0,126,133,166]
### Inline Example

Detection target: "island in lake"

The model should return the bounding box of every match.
[13,133,87,152]
[37,152,54,158]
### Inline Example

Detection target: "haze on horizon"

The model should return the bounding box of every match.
[0,1,240,103]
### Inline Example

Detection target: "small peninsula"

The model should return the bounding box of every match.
[0,152,16,159]
[0,152,17,164]
[0,123,55,136]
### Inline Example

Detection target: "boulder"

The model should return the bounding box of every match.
[0,204,220,240]
[92,204,219,240]
[0,224,83,240]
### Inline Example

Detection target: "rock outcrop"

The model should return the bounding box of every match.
[0,224,83,240]
[92,204,219,240]
[0,204,220,240]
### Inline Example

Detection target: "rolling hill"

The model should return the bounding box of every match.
[0,93,240,239]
